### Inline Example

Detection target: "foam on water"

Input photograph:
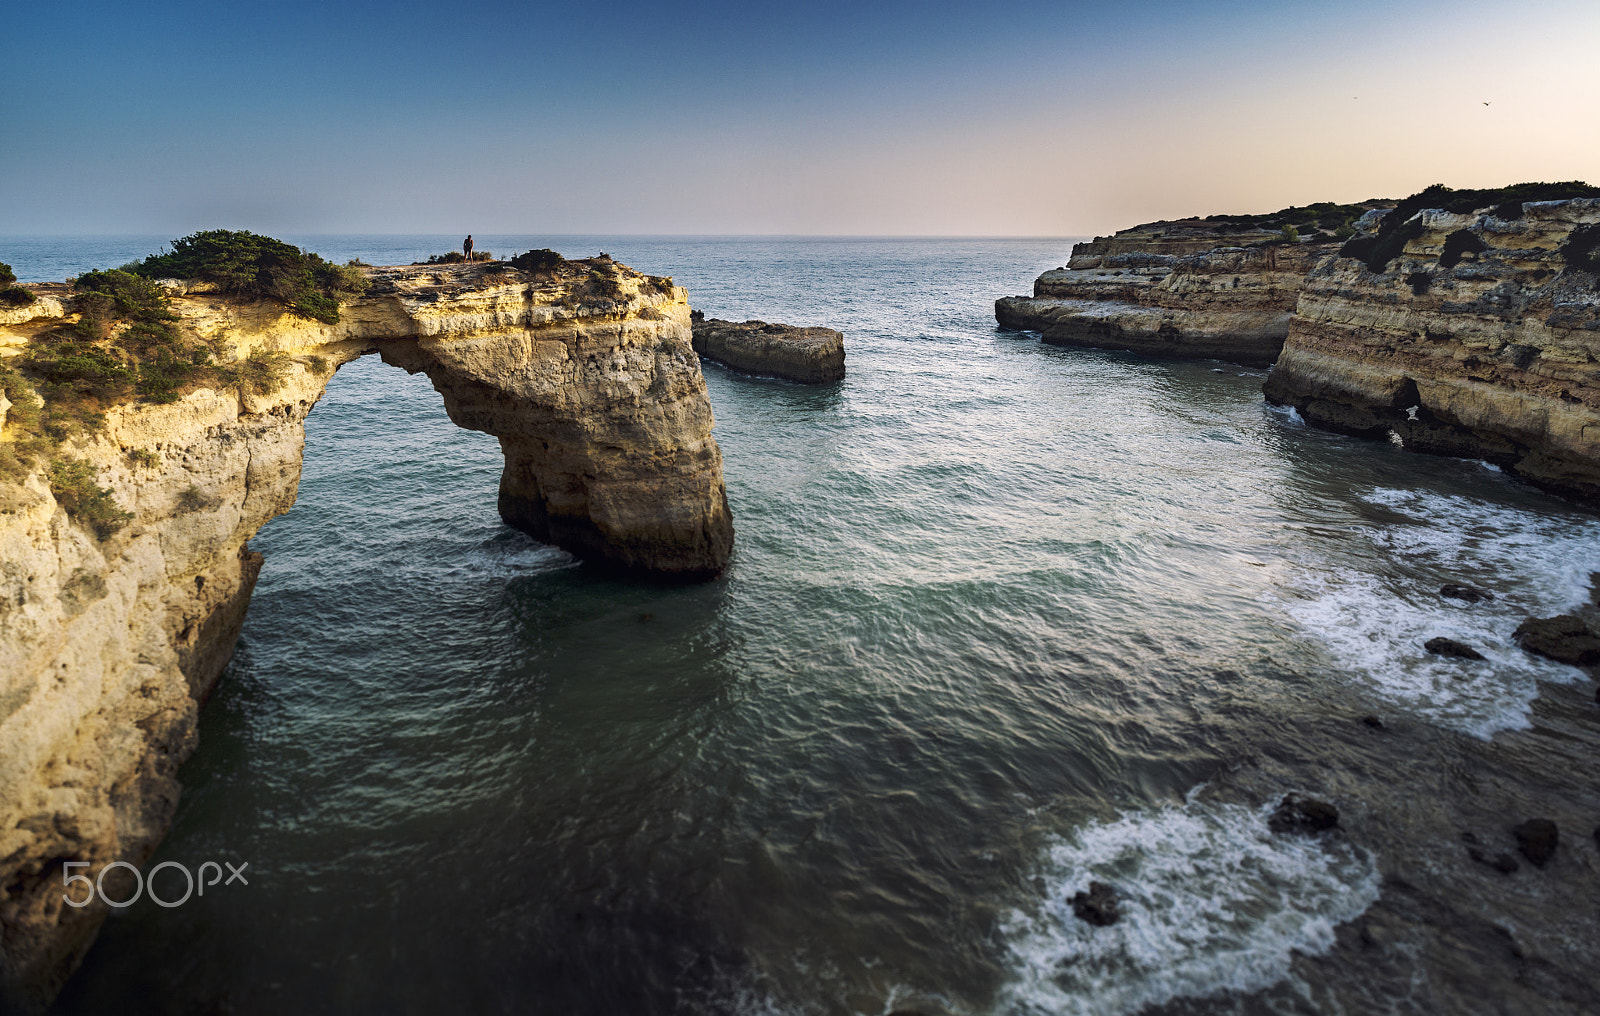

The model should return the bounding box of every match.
[999,799,1379,1016]
[1278,487,1600,737]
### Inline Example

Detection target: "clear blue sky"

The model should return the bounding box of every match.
[4,0,1596,235]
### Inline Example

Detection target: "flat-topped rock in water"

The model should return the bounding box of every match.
[0,255,732,1010]
[691,314,845,384]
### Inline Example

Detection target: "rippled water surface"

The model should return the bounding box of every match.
[9,236,1597,1015]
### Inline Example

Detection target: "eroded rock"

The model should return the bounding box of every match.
[1268,794,1340,834]
[0,258,733,1010]
[1439,583,1494,603]
[1513,819,1559,867]
[1425,637,1487,660]
[1513,615,1600,666]
[1070,880,1120,926]
[690,315,846,384]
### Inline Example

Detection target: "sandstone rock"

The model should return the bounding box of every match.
[1513,615,1600,666]
[1262,198,1600,506]
[993,217,1365,366]
[1439,583,1494,603]
[690,317,845,384]
[1070,880,1120,926]
[1425,636,1486,660]
[1513,819,1559,867]
[1268,794,1340,834]
[0,257,733,1010]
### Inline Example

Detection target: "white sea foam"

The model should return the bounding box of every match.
[1278,487,1600,737]
[999,800,1379,1016]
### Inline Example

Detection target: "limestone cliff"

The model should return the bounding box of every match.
[1264,198,1600,505]
[690,315,846,384]
[0,258,732,1010]
[996,221,1343,366]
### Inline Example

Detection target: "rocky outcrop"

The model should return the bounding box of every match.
[690,315,845,384]
[1263,199,1600,505]
[995,221,1346,367]
[0,258,732,1010]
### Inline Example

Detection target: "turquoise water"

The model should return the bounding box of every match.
[8,237,1598,1014]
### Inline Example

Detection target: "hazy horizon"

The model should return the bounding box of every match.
[5,0,1597,238]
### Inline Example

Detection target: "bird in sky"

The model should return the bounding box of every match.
[1483,101,1491,106]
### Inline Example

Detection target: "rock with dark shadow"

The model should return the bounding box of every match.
[1070,881,1120,926]
[1439,583,1494,603]
[1513,615,1600,666]
[690,315,846,384]
[1268,794,1340,834]
[1425,637,1486,660]
[1513,819,1559,867]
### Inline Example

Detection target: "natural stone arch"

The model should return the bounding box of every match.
[0,258,733,1011]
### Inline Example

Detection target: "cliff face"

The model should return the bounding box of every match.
[0,259,732,1009]
[995,222,1335,367]
[1264,199,1600,505]
[690,317,846,384]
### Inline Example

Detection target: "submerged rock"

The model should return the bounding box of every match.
[690,315,846,384]
[1070,880,1120,926]
[1513,819,1559,867]
[1439,583,1494,603]
[1513,615,1600,666]
[1425,637,1486,660]
[1268,794,1340,834]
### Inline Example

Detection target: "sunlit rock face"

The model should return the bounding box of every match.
[0,259,732,1011]
[1265,199,1600,506]
[995,222,1334,367]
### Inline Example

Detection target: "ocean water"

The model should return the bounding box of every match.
[7,236,1599,1014]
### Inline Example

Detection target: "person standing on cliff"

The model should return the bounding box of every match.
[463,235,474,262]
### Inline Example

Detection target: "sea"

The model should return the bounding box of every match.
[5,235,1599,1015]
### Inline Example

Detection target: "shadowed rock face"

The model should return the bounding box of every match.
[690,317,845,384]
[1264,199,1600,506]
[0,259,732,1011]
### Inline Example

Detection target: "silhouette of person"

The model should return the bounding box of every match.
[463,235,474,262]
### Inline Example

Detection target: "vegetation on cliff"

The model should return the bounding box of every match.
[1340,181,1600,273]
[47,458,133,538]
[0,261,37,307]
[129,230,369,324]
[1201,200,1380,240]
[1560,223,1600,275]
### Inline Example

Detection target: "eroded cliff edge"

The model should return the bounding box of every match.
[995,217,1371,367]
[0,258,732,1009]
[1264,199,1600,505]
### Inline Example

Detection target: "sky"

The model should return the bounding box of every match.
[3,0,1598,236]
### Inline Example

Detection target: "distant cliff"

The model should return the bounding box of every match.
[996,202,1388,366]
[0,257,732,1010]
[998,185,1600,506]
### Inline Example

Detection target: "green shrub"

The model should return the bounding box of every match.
[650,275,675,294]
[0,287,36,307]
[129,230,367,324]
[128,448,161,468]
[1560,223,1600,275]
[509,249,565,273]
[420,251,467,265]
[176,484,211,513]
[1342,182,1600,274]
[49,459,132,539]
[1280,224,1300,243]
[306,355,330,375]
[0,262,14,287]
[1439,229,1488,269]
[225,349,290,396]
[586,269,625,301]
